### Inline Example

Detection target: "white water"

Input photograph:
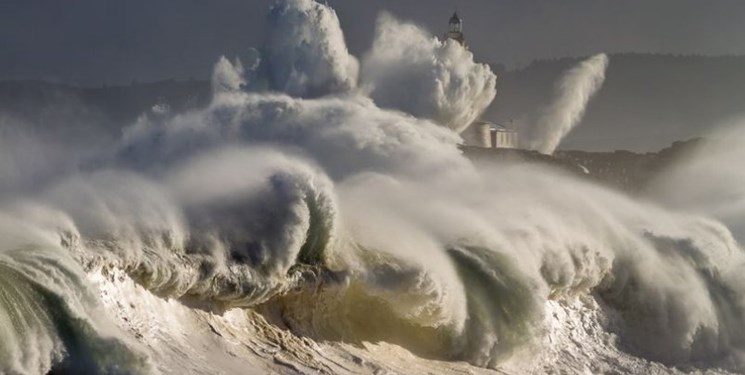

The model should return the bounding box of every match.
[0,1,743,374]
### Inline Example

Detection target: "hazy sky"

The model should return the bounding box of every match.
[2,0,745,85]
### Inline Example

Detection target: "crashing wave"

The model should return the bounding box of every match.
[1,0,745,374]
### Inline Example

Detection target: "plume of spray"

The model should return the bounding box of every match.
[526,53,609,154]
[266,0,359,98]
[360,13,497,133]
[647,119,745,240]
[211,56,245,95]
[6,0,745,373]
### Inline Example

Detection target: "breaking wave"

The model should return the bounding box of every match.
[1,0,744,374]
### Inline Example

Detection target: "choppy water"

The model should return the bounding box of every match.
[2,0,745,374]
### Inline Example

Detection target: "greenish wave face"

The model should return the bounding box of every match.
[0,244,151,375]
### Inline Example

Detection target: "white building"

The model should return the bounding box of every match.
[464,121,519,149]
[491,123,519,149]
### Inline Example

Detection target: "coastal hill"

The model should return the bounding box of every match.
[487,53,745,152]
[0,54,739,190]
[2,54,744,153]
[0,79,209,137]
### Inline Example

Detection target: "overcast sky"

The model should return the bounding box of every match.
[2,0,745,86]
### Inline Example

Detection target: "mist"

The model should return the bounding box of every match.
[525,53,609,154]
[0,1,743,374]
[360,13,497,133]
[647,119,745,240]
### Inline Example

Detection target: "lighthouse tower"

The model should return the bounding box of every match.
[443,12,467,47]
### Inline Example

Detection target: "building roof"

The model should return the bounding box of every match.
[473,120,516,132]
[450,12,461,24]
[492,124,513,132]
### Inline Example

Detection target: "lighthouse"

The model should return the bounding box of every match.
[443,12,467,47]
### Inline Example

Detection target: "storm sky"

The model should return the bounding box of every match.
[2,0,745,86]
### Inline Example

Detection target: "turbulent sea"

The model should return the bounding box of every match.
[3,0,745,374]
